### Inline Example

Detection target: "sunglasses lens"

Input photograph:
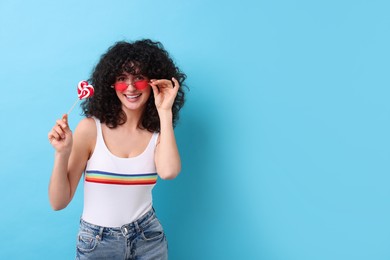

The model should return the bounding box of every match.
[114,82,128,92]
[134,80,149,90]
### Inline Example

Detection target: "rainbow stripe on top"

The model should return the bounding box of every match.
[85,170,158,185]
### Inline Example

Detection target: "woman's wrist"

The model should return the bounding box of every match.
[55,150,71,161]
[158,110,173,123]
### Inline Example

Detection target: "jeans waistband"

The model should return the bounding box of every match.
[80,207,156,237]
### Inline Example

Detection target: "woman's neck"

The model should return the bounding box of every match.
[121,106,144,130]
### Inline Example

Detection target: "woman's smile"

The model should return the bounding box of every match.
[124,93,142,101]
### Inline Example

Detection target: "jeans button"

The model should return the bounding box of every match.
[121,226,128,236]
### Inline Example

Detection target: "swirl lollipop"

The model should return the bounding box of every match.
[67,80,94,114]
[78,80,94,99]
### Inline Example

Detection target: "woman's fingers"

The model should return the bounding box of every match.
[149,77,180,110]
[48,114,70,142]
[149,78,180,94]
[150,79,174,88]
[62,114,68,124]
[49,125,64,141]
[171,77,180,89]
[48,130,60,142]
[150,83,160,97]
[57,114,68,128]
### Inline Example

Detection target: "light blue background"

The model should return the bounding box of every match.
[1,0,389,259]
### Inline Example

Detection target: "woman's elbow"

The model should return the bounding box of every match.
[51,205,66,211]
[158,168,181,180]
[49,196,69,211]
[50,202,67,211]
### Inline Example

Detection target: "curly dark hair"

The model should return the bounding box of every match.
[81,39,187,132]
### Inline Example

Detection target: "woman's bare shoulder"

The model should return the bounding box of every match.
[74,117,97,141]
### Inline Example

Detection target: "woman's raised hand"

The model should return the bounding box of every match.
[48,114,73,155]
[149,77,180,112]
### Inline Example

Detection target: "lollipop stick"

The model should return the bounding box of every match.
[67,98,80,115]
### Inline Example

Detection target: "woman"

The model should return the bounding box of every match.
[48,39,186,259]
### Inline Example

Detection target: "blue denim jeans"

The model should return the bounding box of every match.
[75,208,168,260]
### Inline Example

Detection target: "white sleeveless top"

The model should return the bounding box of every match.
[81,117,159,227]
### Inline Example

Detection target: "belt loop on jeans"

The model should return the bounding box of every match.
[96,227,104,241]
[134,221,141,234]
